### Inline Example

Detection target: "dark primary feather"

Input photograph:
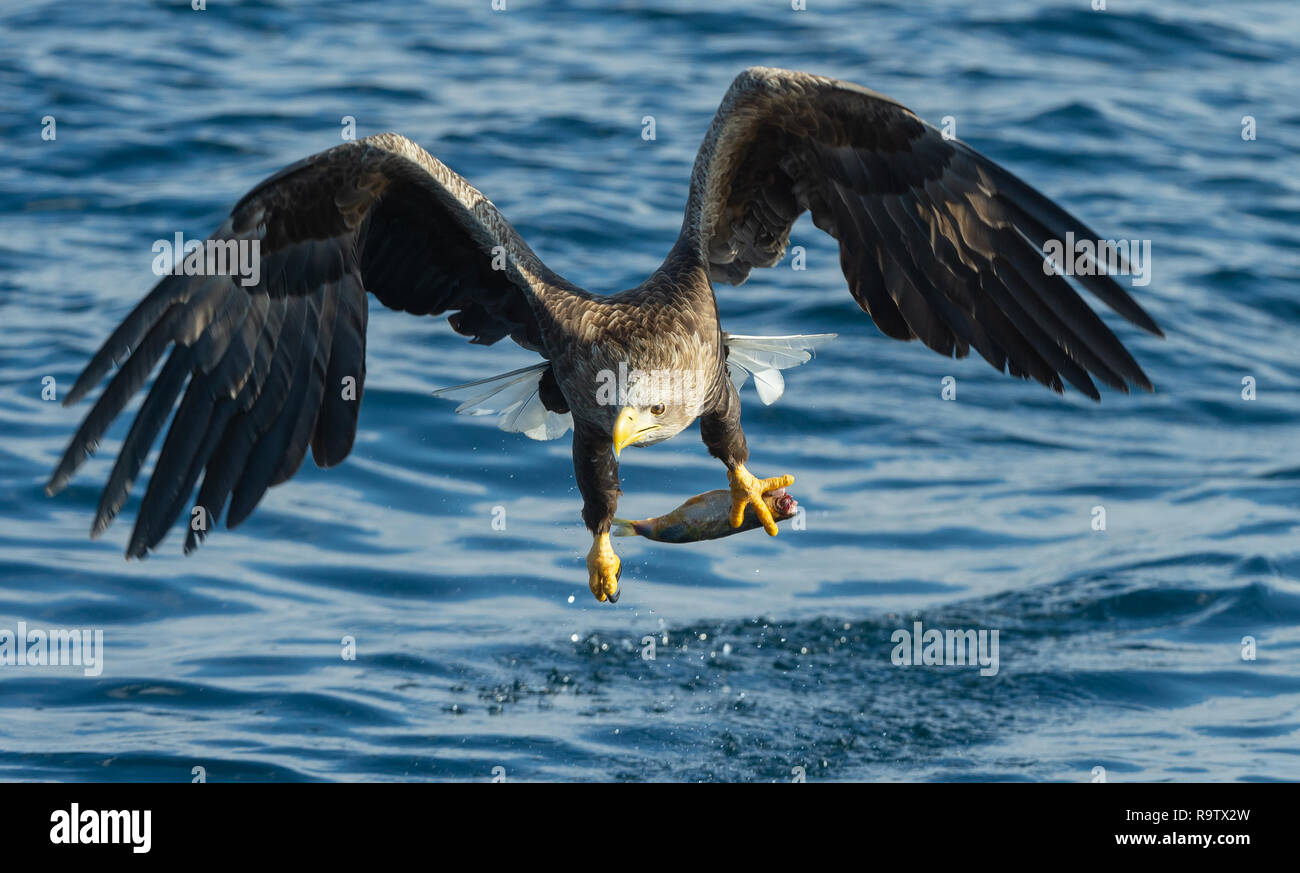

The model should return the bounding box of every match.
[48,132,574,555]
[678,67,1163,401]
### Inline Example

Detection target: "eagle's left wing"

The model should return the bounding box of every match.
[676,66,1163,401]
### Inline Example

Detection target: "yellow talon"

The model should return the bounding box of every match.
[727,464,795,536]
[586,532,622,603]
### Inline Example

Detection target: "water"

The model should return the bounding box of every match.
[1,0,1298,782]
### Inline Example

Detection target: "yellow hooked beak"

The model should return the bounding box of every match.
[612,406,659,458]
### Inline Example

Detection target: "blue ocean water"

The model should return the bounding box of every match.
[1,0,1297,782]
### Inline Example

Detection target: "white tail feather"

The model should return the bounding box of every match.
[724,332,836,405]
[432,363,573,441]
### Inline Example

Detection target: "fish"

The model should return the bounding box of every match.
[611,488,799,543]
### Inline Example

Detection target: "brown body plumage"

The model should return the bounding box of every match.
[47,67,1161,603]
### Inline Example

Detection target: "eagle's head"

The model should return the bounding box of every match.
[576,353,708,455]
[572,315,722,456]
[611,400,692,454]
[609,365,708,455]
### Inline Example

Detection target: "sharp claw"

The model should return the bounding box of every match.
[608,564,623,602]
[728,464,795,536]
[586,532,622,604]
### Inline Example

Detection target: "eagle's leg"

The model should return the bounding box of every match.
[701,381,794,537]
[574,424,623,603]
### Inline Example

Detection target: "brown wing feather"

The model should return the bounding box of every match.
[49,133,574,555]
[677,67,1162,400]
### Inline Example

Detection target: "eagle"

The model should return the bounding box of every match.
[46,67,1162,604]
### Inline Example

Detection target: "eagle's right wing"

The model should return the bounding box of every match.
[47,133,574,556]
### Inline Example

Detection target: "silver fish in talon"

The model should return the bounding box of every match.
[612,488,799,544]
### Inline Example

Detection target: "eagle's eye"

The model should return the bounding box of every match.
[649,403,667,416]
